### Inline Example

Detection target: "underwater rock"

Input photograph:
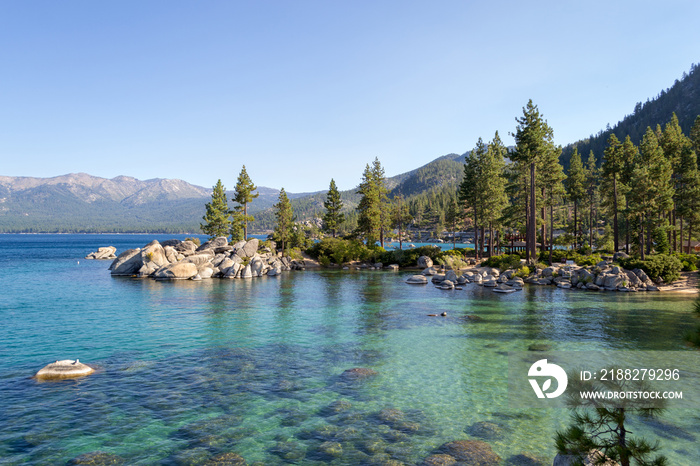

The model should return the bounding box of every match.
[466,421,504,440]
[35,359,94,380]
[437,440,501,465]
[68,451,125,465]
[506,452,548,465]
[318,441,343,458]
[527,343,551,352]
[421,453,457,465]
[203,451,247,465]
[341,367,378,380]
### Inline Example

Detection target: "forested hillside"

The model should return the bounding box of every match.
[562,63,700,169]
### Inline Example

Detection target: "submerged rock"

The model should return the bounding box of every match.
[68,451,125,465]
[341,367,378,380]
[437,440,501,465]
[35,359,95,380]
[466,421,505,440]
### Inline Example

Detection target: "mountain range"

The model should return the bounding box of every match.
[2,63,698,234]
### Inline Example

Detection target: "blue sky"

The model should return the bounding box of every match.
[1,1,699,192]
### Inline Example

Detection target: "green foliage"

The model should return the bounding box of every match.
[307,238,369,264]
[555,374,668,466]
[571,252,602,267]
[652,226,670,254]
[200,179,231,238]
[619,254,683,283]
[288,247,303,261]
[184,236,201,246]
[356,158,389,246]
[515,266,530,278]
[273,188,293,251]
[482,254,523,270]
[673,252,698,271]
[318,255,331,267]
[539,249,569,264]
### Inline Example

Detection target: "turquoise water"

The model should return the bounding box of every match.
[0,235,699,465]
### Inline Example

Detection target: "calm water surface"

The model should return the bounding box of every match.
[0,234,698,465]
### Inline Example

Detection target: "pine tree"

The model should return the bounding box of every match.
[556,375,668,466]
[602,134,625,252]
[620,136,639,254]
[273,188,293,252]
[583,151,599,248]
[391,194,413,250]
[445,197,460,250]
[356,158,387,247]
[539,143,566,262]
[565,148,586,249]
[511,100,555,263]
[676,145,700,253]
[322,179,344,238]
[459,141,485,259]
[481,132,509,257]
[690,115,700,163]
[629,127,674,258]
[660,114,686,251]
[200,179,231,238]
[232,165,259,241]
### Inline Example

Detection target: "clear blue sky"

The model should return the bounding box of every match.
[1,1,699,192]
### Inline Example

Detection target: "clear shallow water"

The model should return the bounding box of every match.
[0,234,699,465]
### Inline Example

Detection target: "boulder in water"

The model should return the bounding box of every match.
[35,359,94,380]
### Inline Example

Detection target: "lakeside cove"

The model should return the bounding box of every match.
[2,234,698,465]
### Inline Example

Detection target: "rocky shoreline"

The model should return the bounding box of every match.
[408,255,698,294]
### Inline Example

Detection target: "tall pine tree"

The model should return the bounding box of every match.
[322,179,344,238]
[232,165,259,241]
[512,100,555,262]
[273,188,293,252]
[565,148,587,249]
[200,179,231,238]
[602,134,625,252]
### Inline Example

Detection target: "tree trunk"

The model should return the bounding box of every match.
[244,202,248,240]
[530,164,536,261]
[613,177,619,252]
[524,187,530,263]
[639,218,645,261]
[625,199,630,255]
[474,213,479,261]
[480,226,485,259]
[688,223,693,254]
[589,201,594,248]
[573,201,578,250]
[672,208,677,252]
[549,203,554,265]
[488,223,493,257]
[679,216,683,257]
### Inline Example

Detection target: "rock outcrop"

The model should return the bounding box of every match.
[110,237,294,281]
[85,246,117,260]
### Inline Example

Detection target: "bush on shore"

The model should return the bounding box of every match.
[618,254,683,283]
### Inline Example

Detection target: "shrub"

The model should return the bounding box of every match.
[481,254,522,271]
[515,266,530,278]
[539,249,569,264]
[674,252,699,272]
[619,254,682,283]
[185,236,201,246]
[571,252,602,267]
[318,255,331,267]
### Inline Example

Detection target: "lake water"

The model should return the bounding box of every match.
[0,234,698,465]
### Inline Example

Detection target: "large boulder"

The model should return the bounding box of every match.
[240,264,253,279]
[163,245,179,263]
[160,239,182,248]
[250,255,267,277]
[445,270,458,282]
[418,256,433,268]
[603,274,625,290]
[196,236,228,252]
[35,359,94,380]
[224,261,243,279]
[140,242,169,276]
[239,238,260,258]
[154,262,198,280]
[174,240,197,256]
[406,275,428,284]
[184,254,215,267]
[110,249,143,275]
[85,246,117,260]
